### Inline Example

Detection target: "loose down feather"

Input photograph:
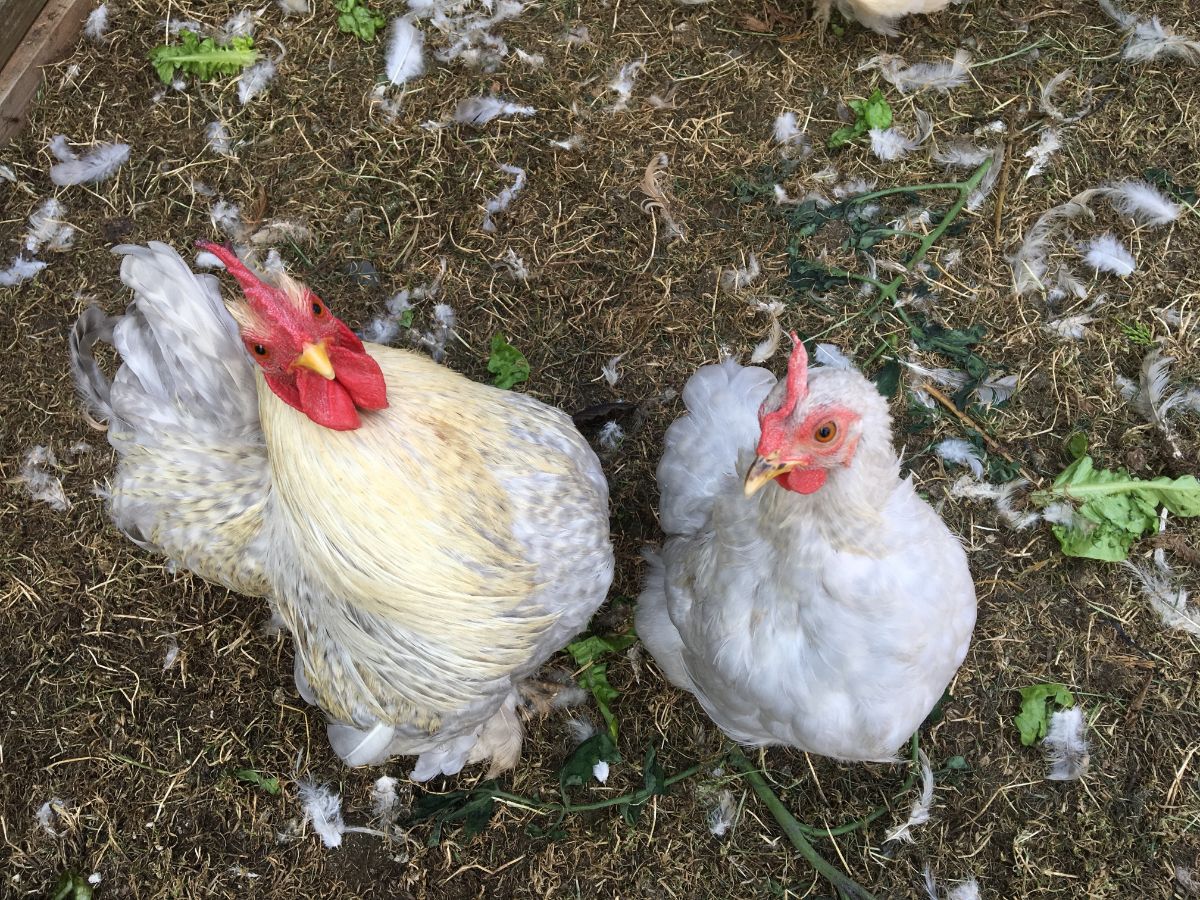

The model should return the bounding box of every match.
[885,749,934,842]
[1124,548,1200,636]
[860,48,971,93]
[934,438,984,479]
[1084,233,1136,276]
[870,108,933,162]
[1043,706,1090,781]
[297,780,346,848]
[452,96,536,126]
[386,17,425,85]
[1100,0,1200,64]
[1116,346,1196,456]
[49,138,130,186]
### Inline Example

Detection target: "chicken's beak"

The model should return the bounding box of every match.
[743,455,798,497]
[292,341,335,380]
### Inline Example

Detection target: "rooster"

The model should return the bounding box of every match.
[636,336,975,761]
[70,242,614,779]
[814,0,959,36]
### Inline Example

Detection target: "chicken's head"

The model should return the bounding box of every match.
[198,241,387,431]
[745,333,863,497]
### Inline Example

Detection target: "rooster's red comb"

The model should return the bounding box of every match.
[758,333,809,446]
[195,240,278,309]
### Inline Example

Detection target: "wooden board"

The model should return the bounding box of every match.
[0,0,92,145]
[0,0,49,72]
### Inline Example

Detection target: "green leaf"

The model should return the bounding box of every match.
[234,768,281,795]
[861,89,892,130]
[51,873,93,900]
[1031,455,1200,561]
[1066,432,1089,460]
[487,334,530,389]
[148,31,258,84]
[335,0,386,41]
[1015,683,1074,746]
[873,359,901,398]
[945,755,969,771]
[620,745,667,825]
[410,781,500,846]
[560,732,621,792]
[566,634,637,739]
[826,124,862,149]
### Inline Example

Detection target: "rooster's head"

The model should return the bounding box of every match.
[198,241,388,431]
[745,333,864,497]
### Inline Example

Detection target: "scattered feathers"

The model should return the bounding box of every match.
[36,799,69,836]
[497,247,529,281]
[951,476,1041,529]
[885,749,934,843]
[924,866,981,900]
[1083,233,1136,276]
[1039,70,1092,123]
[297,780,346,848]
[773,112,811,156]
[452,96,536,126]
[1043,706,1090,781]
[238,59,277,105]
[749,300,784,364]
[1023,127,1062,180]
[371,776,400,822]
[935,439,985,478]
[15,446,70,511]
[860,48,971,94]
[601,354,624,387]
[162,635,180,671]
[870,108,933,161]
[720,253,761,292]
[481,164,526,233]
[48,137,130,186]
[707,789,737,838]
[1095,180,1180,226]
[608,58,644,112]
[25,198,76,252]
[0,257,48,286]
[814,343,853,369]
[1100,0,1200,64]
[639,152,686,242]
[385,17,425,85]
[84,4,109,43]
[1124,548,1200,636]
[1009,198,1094,296]
[1117,347,1195,456]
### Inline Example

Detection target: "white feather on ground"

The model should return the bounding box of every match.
[205,121,236,157]
[1124,549,1200,636]
[1100,0,1200,64]
[24,198,76,252]
[1044,308,1100,341]
[1083,233,1136,276]
[720,254,761,292]
[481,164,526,233]
[1008,198,1094,295]
[422,303,456,361]
[597,421,625,451]
[565,717,597,745]
[84,4,109,42]
[885,749,934,843]
[370,776,400,822]
[218,9,259,42]
[1095,180,1180,226]
[162,635,180,671]
[16,446,70,511]
[1117,347,1194,456]
[385,17,425,85]
[277,0,311,14]
[748,300,784,364]
[773,112,811,156]
[1023,127,1062,180]
[297,780,346,848]
[601,353,625,386]
[1039,70,1091,123]
[452,96,536,126]
[870,108,933,162]
[497,247,529,281]
[49,139,130,186]
[36,799,68,836]
[934,439,985,478]
[707,789,737,838]
[860,48,972,94]
[924,866,981,900]
[1043,706,1090,781]
[592,761,610,783]
[950,476,1041,530]
[933,141,1003,211]
[0,257,48,285]
[607,58,644,111]
[238,59,277,105]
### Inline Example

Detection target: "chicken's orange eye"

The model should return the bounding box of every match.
[311,301,323,316]
[253,344,268,356]
[814,421,837,443]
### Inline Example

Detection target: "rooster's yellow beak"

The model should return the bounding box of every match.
[743,455,798,497]
[292,341,335,380]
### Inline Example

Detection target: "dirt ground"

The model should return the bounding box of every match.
[3,0,1200,897]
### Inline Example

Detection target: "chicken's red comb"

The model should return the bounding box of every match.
[195,240,278,309]
[758,332,809,446]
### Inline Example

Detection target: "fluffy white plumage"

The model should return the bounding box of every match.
[1124,549,1200,636]
[69,243,613,780]
[0,257,48,286]
[637,352,976,760]
[1023,127,1062,180]
[49,139,130,186]
[84,4,109,42]
[1084,233,1136,276]
[452,96,536,126]
[370,776,400,822]
[934,438,984,479]
[860,48,971,92]
[1043,706,1090,781]
[297,780,346,848]
[885,749,934,842]
[870,108,933,162]
[1098,180,1180,226]
[386,17,425,85]
[481,164,526,233]
[818,0,959,36]
[237,59,277,105]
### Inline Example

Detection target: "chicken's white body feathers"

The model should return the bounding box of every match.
[638,359,975,761]
[72,243,613,779]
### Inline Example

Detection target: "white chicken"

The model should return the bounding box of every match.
[70,242,613,779]
[815,0,960,36]
[637,336,975,761]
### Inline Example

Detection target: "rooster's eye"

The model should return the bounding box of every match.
[253,344,267,356]
[814,422,837,443]
[312,302,323,316]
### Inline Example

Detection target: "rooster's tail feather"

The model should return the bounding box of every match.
[69,305,118,423]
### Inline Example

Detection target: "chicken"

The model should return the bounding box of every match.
[70,242,613,779]
[814,0,959,36]
[636,336,975,761]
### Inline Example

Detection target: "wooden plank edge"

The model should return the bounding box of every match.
[0,0,94,146]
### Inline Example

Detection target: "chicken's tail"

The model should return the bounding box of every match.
[69,304,118,424]
[634,547,697,692]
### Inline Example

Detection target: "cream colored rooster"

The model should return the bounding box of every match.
[637,336,975,761]
[815,0,960,35]
[70,242,613,779]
